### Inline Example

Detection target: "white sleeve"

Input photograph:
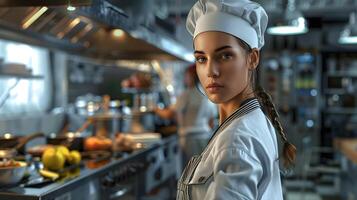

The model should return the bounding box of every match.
[204,147,263,200]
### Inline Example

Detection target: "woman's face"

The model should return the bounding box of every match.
[194,31,256,104]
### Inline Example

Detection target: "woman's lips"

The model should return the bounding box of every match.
[206,83,223,93]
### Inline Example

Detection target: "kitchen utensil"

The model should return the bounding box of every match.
[0,133,19,148]
[0,132,44,159]
[0,161,27,186]
[47,119,93,151]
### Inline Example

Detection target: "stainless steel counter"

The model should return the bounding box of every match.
[0,135,179,200]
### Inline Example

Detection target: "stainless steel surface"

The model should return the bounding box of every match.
[0,135,179,200]
[0,0,91,7]
[0,0,193,62]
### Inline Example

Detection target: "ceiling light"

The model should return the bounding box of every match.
[267,0,308,35]
[112,29,124,37]
[22,7,48,29]
[67,5,76,11]
[67,0,76,11]
[339,12,357,44]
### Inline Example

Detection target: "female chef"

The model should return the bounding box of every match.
[176,0,296,199]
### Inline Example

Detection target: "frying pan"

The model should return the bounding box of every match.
[0,133,23,149]
[0,132,44,159]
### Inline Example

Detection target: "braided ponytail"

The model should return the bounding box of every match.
[255,86,296,168]
[235,36,296,168]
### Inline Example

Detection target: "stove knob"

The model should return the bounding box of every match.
[102,176,115,187]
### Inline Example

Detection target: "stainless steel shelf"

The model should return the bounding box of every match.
[324,89,355,95]
[120,88,155,94]
[327,71,357,77]
[325,108,357,114]
[0,73,43,79]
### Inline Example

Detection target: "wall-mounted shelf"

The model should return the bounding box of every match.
[121,88,156,94]
[0,73,43,79]
[325,108,357,114]
[327,71,357,77]
[324,89,354,95]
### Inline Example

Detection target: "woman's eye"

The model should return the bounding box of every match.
[195,57,207,63]
[220,53,233,60]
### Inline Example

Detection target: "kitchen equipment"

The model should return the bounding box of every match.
[46,119,93,151]
[109,100,132,133]
[26,144,54,157]
[46,132,84,151]
[125,133,161,147]
[0,161,27,186]
[0,132,45,149]
[75,94,102,116]
[0,132,44,159]
[87,100,133,137]
[0,133,19,149]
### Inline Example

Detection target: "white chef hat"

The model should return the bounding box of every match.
[186,0,268,49]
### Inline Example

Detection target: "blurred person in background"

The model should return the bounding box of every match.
[154,64,217,167]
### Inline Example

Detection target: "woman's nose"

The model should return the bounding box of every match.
[207,60,219,78]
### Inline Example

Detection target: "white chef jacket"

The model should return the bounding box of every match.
[177,98,283,200]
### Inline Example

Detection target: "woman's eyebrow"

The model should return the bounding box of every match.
[194,50,204,54]
[194,45,233,54]
[214,45,232,52]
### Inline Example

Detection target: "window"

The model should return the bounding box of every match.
[0,39,51,116]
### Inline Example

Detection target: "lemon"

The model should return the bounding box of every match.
[42,147,65,171]
[68,150,81,165]
[57,146,70,162]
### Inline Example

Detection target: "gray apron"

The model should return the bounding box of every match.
[176,98,260,200]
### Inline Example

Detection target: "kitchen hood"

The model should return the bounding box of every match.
[0,0,193,62]
[0,0,91,7]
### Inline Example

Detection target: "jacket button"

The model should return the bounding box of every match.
[198,176,205,182]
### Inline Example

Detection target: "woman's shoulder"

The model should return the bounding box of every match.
[211,108,275,158]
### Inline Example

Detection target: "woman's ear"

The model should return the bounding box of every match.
[248,49,260,70]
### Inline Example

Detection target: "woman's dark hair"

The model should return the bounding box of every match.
[186,64,199,85]
[237,38,296,168]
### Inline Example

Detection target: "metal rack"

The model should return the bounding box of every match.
[321,50,357,141]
